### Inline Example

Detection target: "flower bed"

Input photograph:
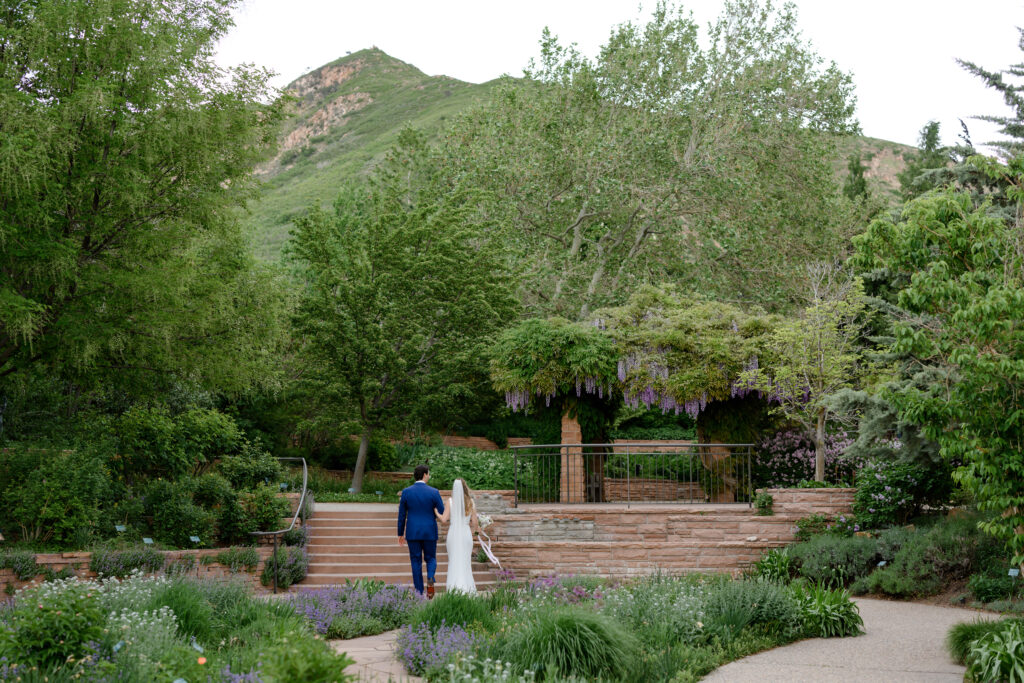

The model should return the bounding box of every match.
[285,581,423,639]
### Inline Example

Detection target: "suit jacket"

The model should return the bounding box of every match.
[397,481,445,541]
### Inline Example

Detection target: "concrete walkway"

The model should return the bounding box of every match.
[331,629,421,682]
[703,598,997,682]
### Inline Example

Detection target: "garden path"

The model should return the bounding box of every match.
[703,598,998,682]
[331,629,421,682]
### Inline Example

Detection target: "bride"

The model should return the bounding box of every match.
[435,479,478,594]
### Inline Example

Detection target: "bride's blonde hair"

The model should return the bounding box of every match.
[461,482,475,516]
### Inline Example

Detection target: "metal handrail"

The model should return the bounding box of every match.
[249,457,311,594]
[511,442,755,507]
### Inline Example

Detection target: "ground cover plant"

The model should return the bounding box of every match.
[388,571,862,682]
[0,572,354,681]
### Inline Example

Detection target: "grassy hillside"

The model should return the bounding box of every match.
[246,48,500,259]
[245,48,916,260]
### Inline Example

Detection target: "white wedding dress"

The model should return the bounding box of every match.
[444,479,477,594]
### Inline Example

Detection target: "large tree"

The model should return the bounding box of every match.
[0,0,288,394]
[291,131,519,492]
[444,0,858,318]
[850,167,1024,563]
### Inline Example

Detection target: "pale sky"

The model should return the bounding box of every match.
[215,0,1024,150]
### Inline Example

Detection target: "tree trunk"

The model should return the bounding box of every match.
[815,408,826,482]
[352,427,373,494]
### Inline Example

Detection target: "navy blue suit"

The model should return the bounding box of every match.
[397,481,445,594]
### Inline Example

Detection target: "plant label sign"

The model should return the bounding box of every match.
[142,537,154,545]
[190,536,201,543]
[114,524,126,532]
[1009,568,1020,578]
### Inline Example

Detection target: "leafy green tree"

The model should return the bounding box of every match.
[897,121,951,199]
[959,29,1024,158]
[0,0,288,394]
[844,153,870,201]
[741,266,868,481]
[445,0,858,318]
[291,131,518,492]
[849,166,1024,562]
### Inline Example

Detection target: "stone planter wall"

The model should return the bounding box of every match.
[603,478,704,502]
[757,487,856,516]
[0,547,279,594]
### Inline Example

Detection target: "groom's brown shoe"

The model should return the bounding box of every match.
[426,578,435,600]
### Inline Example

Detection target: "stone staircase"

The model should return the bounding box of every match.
[305,503,496,589]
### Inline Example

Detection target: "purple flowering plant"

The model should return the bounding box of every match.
[396,621,481,677]
[286,583,423,639]
[754,430,861,488]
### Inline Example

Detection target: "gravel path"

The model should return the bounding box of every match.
[703,598,998,682]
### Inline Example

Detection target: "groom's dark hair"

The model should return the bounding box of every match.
[414,464,429,481]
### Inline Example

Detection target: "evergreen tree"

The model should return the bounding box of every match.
[843,153,870,201]
[958,27,1024,158]
[897,121,951,200]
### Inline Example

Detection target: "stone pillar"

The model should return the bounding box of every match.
[560,410,585,503]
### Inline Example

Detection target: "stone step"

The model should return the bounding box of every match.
[302,571,496,587]
[308,519,396,528]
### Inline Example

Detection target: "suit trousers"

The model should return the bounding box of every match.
[406,539,437,595]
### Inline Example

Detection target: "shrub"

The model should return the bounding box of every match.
[410,590,495,632]
[397,621,481,677]
[754,491,774,516]
[792,583,864,637]
[496,605,639,681]
[0,551,41,581]
[794,514,830,541]
[601,574,707,649]
[0,448,110,546]
[286,583,422,638]
[241,484,291,532]
[261,546,308,589]
[703,579,803,641]
[90,547,165,578]
[258,637,357,683]
[419,447,518,490]
[969,571,1018,603]
[142,477,218,548]
[790,534,878,587]
[752,548,792,584]
[852,458,952,529]
[965,619,1024,683]
[282,524,309,547]
[176,407,243,475]
[218,442,283,490]
[948,619,1010,664]
[214,546,260,573]
[0,577,105,669]
[753,430,858,488]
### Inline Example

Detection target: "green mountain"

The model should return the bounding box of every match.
[246,48,917,260]
[247,48,500,259]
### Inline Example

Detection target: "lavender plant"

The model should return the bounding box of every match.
[397,621,481,677]
[286,583,422,638]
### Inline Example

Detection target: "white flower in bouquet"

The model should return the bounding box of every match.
[477,513,493,528]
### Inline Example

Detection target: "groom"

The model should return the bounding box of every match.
[397,464,445,598]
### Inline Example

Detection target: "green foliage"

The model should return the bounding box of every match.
[857,515,1001,598]
[241,485,291,532]
[754,492,774,516]
[0,448,111,546]
[965,619,1024,683]
[703,579,803,641]
[410,591,495,632]
[853,458,952,528]
[217,443,283,490]
[143,478,217,548]
[422,447,518,490]
[261,546,308,589]
[89,547,165,578]
[445,1,857,316]
[969,571,1019,603]
[849,179,1024,563]
[496,605,639,681]
[897,121,951,199]
[147,580,214,641]
[752,548,792,584]
[0,0,289,392]
[0,550,41,581]
[790,535,878,587]
[792,584,864,637]
[489,317,618,412]
[948,619,1010,665]
[214,546,261,573]
[291,129,518,493]
[0,578,105,669]
[843,153,870,201]
[610,409,696,441]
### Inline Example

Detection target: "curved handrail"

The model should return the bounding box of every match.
[249,457,311,593]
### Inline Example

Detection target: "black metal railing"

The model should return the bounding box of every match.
[510,443,754,507]
[250,457,312,593]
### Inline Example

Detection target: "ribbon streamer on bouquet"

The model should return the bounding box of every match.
[476,530,501,567]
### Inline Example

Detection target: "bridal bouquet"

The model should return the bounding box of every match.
[477,513,493,529]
